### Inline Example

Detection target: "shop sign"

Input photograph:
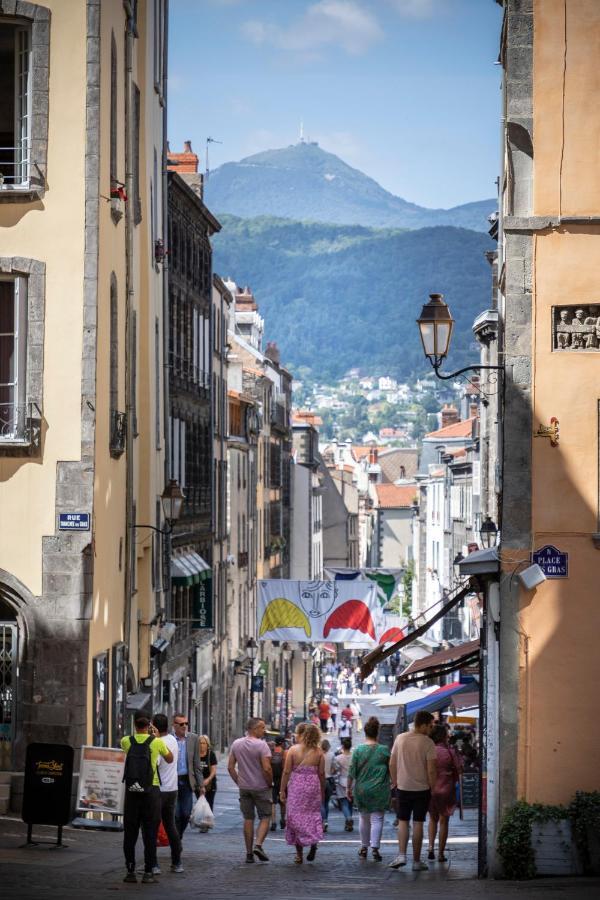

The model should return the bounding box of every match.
[76,746,126,815]
[251,675,264,693]
[22,743,74,826]
[192,576,213,629]
[59,513,90,530]
[532,544,568,578]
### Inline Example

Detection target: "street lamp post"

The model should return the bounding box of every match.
[246,638,258,718]
[416,293,502,381]
[301,645,310,720]
[282,642,293,734]
[479,516,498,549]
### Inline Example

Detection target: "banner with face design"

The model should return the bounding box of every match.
[257,579,382,645]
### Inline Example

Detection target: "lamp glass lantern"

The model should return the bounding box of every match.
[161,479,185,524]
[281,642,293,663]
[416,293,455,363]
[246,638,258,661]
[301,646,310,662]
[480,516,498,549]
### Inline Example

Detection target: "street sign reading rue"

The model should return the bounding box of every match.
[532,544,568,578]
[58,513,90,531]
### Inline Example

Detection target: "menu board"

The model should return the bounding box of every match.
[77,746,126,815]
[461,772,480,809]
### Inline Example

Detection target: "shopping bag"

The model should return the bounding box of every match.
[157,821,169,846]
[190,794,215,829]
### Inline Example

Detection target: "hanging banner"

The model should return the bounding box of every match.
[77,746,126,815]
[324,567,404,608]
[258,579,381,646]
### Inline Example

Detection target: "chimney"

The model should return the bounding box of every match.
[441,403,459,428]
[369,447,378,464]
[167,141,199,174]
[264,341,280,365]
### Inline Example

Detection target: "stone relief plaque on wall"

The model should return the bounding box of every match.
[553,305,600,351]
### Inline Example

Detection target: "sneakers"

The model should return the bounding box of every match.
[137,865,160,875]
[246,852,255,863]
[270,821,277,832]
[388,854,407,869]
[141,872,157,884]
[171,863,184,873]
[253,845,269,862]
[323,821,328,832]
[412,860,429,871]
[123,871,137,884]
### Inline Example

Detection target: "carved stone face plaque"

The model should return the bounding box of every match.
[552,304,600,351]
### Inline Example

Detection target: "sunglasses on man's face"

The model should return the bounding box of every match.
[175,721,188,727]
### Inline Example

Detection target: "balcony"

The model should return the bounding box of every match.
[270,400,289,435]
[0,401,42,452]
[109,410,127,458]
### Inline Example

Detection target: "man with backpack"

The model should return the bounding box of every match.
[121,713,173,884]
[269,735,287,831]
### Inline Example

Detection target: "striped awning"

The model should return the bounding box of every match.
[171,552,211,586]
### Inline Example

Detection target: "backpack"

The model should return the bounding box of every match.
[123,735,154,793]
[271,750,284,781]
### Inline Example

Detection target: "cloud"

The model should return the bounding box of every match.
[241,1,383,57]
[385,0,439,17]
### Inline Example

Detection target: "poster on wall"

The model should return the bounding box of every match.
[258,579,383,646]
[77,746,126,815]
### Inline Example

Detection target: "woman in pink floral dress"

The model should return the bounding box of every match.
[280,723,325,864]
[427,724,463,862]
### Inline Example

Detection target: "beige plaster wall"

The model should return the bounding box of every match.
[0,1,87,597]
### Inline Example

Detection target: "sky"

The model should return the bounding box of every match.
[168,0,503,209]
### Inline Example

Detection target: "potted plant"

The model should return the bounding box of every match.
[498,801,582,879]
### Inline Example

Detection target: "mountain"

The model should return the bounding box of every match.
[212,215,493,381]
[205,142,496,233]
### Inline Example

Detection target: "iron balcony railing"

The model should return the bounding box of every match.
[0,143,30,188]
[109,410,127,458]
[0,401,42,448]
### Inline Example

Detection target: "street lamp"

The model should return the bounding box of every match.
[416,293,502,381]
[282,642,293,734]
[130,478,185,536]
[301,645,310,720]
[480,516,498,549]
[246,638,258,717]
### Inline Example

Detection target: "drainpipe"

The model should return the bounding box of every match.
[123,12,135,666]
[162,5,171,622]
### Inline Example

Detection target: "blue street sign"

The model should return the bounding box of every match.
[58,513,90,531]
[532,544,568,578]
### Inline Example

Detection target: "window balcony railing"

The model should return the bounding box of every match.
[270,401,289,434]
[0,143,30,189]
[109,410,127,458]
[0,401,41,449]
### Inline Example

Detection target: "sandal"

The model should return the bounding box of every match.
[428,850,435,860]
[438,854,448,862]
[372,848,382,862]
[294,853,303,865]
[358,846,368,859]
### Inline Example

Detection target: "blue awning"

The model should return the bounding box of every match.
[405,681,476,721]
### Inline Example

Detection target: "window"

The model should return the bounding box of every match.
[92,652,108,747]
[0,277,26,440]
[0,22,30,189]
[132,83,141,224]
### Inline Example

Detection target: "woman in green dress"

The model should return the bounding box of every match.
[347,716,391,861]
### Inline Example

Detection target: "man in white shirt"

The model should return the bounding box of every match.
[152,714,183,874]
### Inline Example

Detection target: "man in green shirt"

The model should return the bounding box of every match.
[121,713,173,883]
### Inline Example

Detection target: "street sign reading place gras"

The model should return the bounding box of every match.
[532,544,568,579]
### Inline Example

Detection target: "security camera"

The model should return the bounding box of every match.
[518,564,546,591]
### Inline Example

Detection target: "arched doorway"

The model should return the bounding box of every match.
[0,596,17,770]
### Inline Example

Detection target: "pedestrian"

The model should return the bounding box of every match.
[388,710,437,871]
[227,717,273,864]
[197,734,218,815]
[341,702,353,734]
[334,736,354,831]
[150,713,183,874]
[427,724,463,862]
[320,738,336,832]
[347,716,390,861]
[280,722,325,864]
[338,716,352,740]
[318,696,331,733]
[270,735,287,831]
[172,714,204,839]
[330,695,339,730]
[351,698,362,732]
[121,713,173,884]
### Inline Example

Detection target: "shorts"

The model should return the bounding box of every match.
[239,788,272,821]
[395,789,431,823]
